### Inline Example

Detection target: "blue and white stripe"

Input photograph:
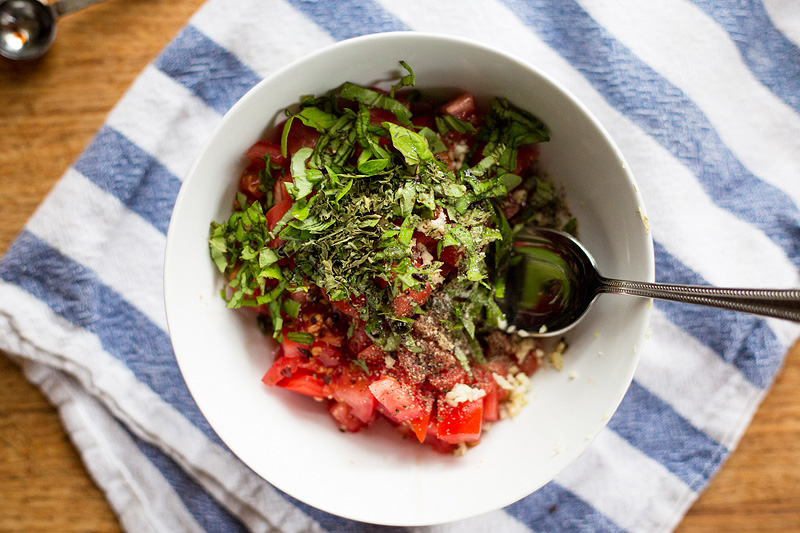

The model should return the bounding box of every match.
[1,0,798,531]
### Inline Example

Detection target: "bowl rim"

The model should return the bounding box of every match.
[164,31,655,526]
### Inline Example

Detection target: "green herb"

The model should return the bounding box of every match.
[282,298,301,318]
[389,61,415,98]
[286,331,315,345]
[383,122,435,166]
[209,62,562,356]
[339,83,412,125]
[352,358,369,373]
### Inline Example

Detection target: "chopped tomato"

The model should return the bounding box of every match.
[328,401,369,432]
[238,171,263,200]
[368,376,426,422]
[426,365,470,393]
[330,293,365,319]
[410,284,433,305]
[261,356,291,386]
[312,342,341,367]
[265,195,292,247]
[279,335,308,359]
[481,385,500,422]
[411,112,437,132]
[370,107,402,127]
[357,344,386,366]
[273,179,290,206]
[423,425,458,454]
[513,143,540,176]
[285,120,320,155]
[330,298,356,317]
[266,196,292,231]
[245,141,286,168]
[438,245,463,267]
[346,324,372,354]
[262,336,334,386]
[436,398,484,444]
[262,355,322,387]
[473,369,501,421]
[332,371,376,424]
[286,289,312,305]
[407,396,434,443]
[277,373,332,399]
[391,283,433,318]
[440,93,475,121]
[412,230,437,253]
[500,197,522,220]
[390,295,414,318]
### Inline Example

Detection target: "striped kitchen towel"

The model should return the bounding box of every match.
[2,0,799,531]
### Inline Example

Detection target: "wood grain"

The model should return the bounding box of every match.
[1,1,799,530]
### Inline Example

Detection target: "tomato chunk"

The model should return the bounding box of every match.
[513,143,539,176]
[391,283,433,318]
[262,336,333,386]
[245,141,286,168]
[328,401,369,432]
[438,245,463,267]
[285,120,321,155]
[436,399,484,444]
[370,107,402,127]
[357,344,386,366]
[440,93,476,121]
[368,376,426,422]
[472,366,505,422]
[238,171,263,200]
[407,396,433,443]
[277,373,332,399]
[330,293,365,319]
[333,372,376,424]
[266,196,293,232]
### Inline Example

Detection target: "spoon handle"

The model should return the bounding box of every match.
[599,279,800,322]
[52,0,106,18]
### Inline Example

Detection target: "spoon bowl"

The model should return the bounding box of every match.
[0,0,55,60]
[0,0,106,61]
[504,226,601,336]
[505,226,800,336]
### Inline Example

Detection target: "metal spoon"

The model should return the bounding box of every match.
[0,0,106,61]
[503,226,800,337]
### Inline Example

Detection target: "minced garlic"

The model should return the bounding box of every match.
[445,383,487,407]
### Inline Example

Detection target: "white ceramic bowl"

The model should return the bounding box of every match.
[164,32,654,526]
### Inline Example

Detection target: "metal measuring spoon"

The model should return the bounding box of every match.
[502,226,800,337]
[0,0,106,61]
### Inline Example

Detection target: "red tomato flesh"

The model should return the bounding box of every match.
[438,245,463,267]
[368,376,426,422]
[276,373,332,399]
[440,93,476,121]
[266,196,292,231]
[333,372,376,424]
[436,399,484,444]
[285,120,320,155]
[328,401,369,432]
[391,283,433,318]
[238,172,263,201]
[245,141,286,168]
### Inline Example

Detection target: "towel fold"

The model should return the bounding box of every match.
[2,0,799,531]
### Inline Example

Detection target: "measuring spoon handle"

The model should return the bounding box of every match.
[52,0,106,18]
[599,279,800,322]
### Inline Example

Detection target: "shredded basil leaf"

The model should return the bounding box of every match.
[209,63,567,358]
[286,331,315,345]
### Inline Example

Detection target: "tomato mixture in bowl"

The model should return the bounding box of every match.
[209,63,572,454]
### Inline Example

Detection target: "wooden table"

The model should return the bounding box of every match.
[1,1,799,530]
